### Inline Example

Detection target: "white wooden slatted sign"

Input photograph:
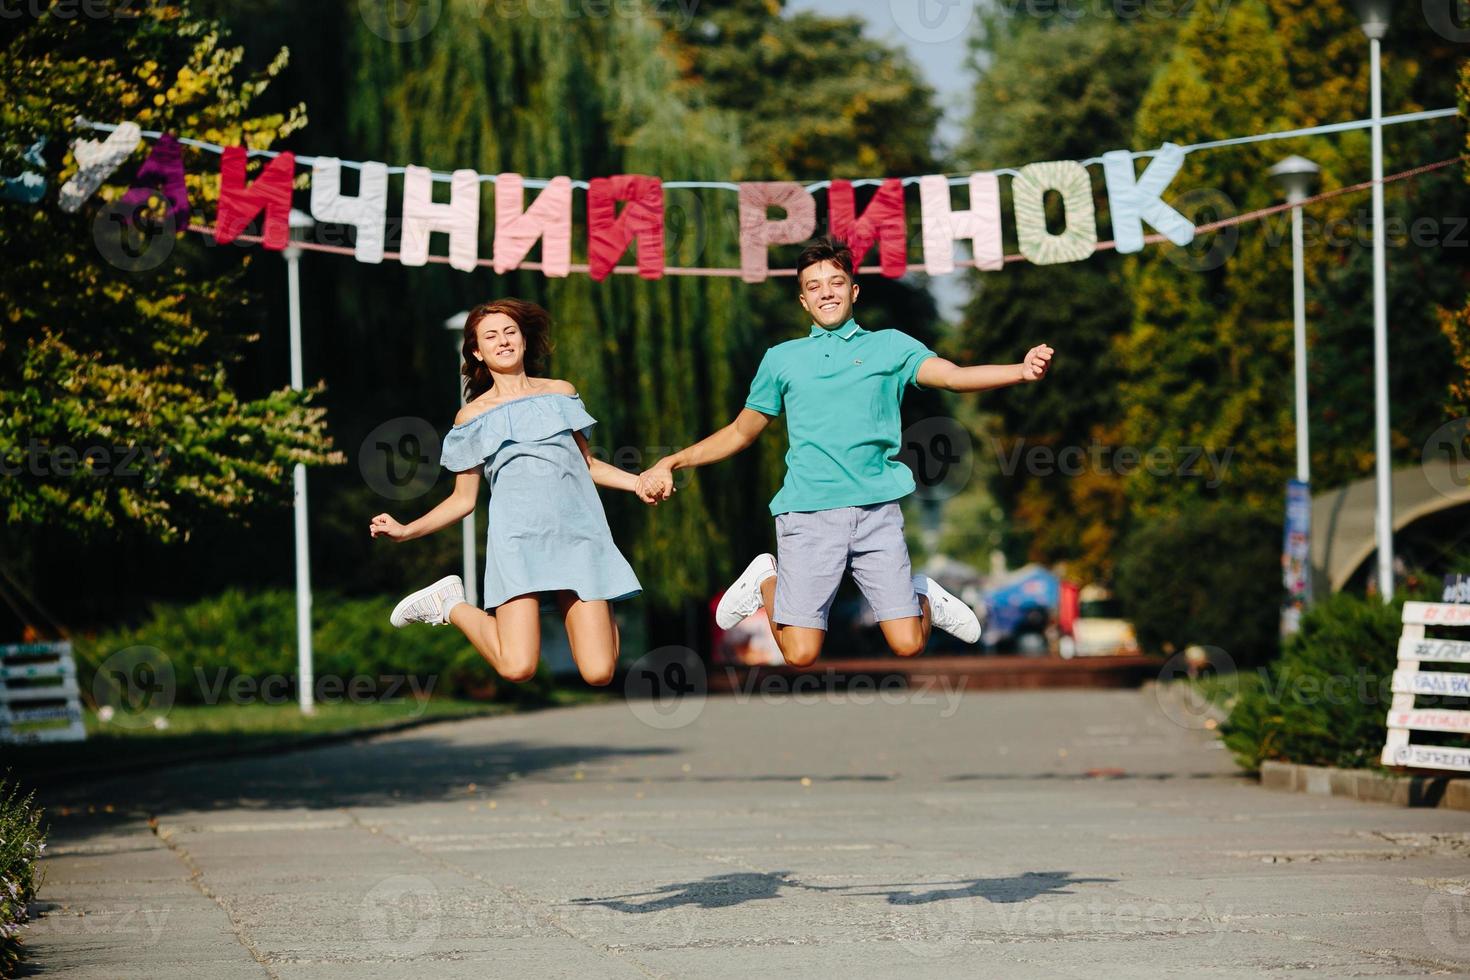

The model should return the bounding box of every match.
[0,641,87,744]
[1381,602,1470,772]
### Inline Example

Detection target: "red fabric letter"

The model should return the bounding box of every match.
[215,145,296,251]
[828,178,908,279]
[587,174,664,282]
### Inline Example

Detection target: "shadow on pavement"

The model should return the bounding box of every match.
[33,733,678,845]
[571,870,1115,913]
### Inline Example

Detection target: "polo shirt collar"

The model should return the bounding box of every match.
[809,318,864,341]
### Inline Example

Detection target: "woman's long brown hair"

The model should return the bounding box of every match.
[460,298,555,402]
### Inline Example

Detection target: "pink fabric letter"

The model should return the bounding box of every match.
[120,133,191,227]
[919,173,1002,275]
[493,173,572,277]
[215,145,295,251]
[828,178,908,279]
[738,182,817,283]
[587,175,664,282]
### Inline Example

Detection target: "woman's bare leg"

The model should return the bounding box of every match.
[557,592,618,687]
[448,594,542,682]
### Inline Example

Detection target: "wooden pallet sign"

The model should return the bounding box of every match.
[0,641,87,744]
[1381,602,1470,772]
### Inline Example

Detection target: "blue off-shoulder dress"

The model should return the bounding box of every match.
[439,393,641,609]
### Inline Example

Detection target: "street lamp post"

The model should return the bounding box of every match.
[284,208,316,713]
[1268,154,1320,486]
[444,311,479,608]
[1353,0,1395,602]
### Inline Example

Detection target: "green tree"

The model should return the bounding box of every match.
[956,9,1182,580]
[0,6,340,550]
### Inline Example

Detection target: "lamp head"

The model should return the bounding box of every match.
[1351,0,1390,39]
[1268,155,1320,205]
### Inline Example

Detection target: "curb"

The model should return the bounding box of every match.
[1260,759,1470,811]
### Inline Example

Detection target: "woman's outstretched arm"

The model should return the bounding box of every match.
[370,470,480,542]
[572,431,646,497]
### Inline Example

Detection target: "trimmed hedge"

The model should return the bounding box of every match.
[72,589,556,708]
[1219,591,1470,771]
[0,779,45,979]
[1115,504,1283,667]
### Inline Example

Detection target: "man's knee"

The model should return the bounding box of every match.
[579,664,615,687]
[886,628,926,658]
[499,656,540,684]
[780,636,824,668]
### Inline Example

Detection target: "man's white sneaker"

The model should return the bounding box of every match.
[715,554,777,629]
[914,575,981,644]
[390,575,467,627]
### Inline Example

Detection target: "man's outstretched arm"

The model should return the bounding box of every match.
[637,409,773,500]
[917,344,1054,392]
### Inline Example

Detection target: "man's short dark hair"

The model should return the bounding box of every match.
[796,236,855,281]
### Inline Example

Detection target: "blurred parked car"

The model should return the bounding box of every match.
[1058,584,1139,659]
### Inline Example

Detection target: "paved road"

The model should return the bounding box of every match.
[24,687,1470,978]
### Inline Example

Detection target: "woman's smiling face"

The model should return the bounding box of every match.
[474,312,527,373]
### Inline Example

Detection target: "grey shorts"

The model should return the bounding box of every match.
[773,501,921,630]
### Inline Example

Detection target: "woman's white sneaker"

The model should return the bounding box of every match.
[715,554,777,629]
[390,575,467,627]
[914,575,981,644]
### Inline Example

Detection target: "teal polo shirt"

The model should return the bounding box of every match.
[745,318,937,516]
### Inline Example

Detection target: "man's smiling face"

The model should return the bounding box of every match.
[797,259,859,329]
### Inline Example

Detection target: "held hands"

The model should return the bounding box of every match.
[1022,343,1055,383]
[369,513,409,541]
[635,462,676,505]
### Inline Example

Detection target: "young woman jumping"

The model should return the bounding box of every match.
[369,298,650,687]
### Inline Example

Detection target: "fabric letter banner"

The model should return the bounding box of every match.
[1011,160,1098,266]
[400,166,481,272]
[119,133,191,228]
[310,157,388,264]
[215,145,296,250]
[919,172,1003,275]
[58,122,142,213]
[587,174,664,282]
[829,178,907,278]
[493,173,573,277]
[1101,142,1194,254]
[738,181,817,283]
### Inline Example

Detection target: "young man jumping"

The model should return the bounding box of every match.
[637,237,1054,667]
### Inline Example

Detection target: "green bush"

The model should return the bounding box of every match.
[1115,504,1283,666]
[0,779,46,979]
[72,590,557,707]
[1217,591,1469,771]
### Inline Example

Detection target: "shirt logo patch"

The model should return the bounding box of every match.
[853,359,863,366]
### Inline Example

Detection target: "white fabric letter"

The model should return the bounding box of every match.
[400,165,480,272]
[310,157,389,264]
[919,172,1003,275]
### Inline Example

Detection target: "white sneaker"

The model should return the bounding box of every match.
[715,554,777,629]
[915,575,981,644]
[390,575,467,627]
